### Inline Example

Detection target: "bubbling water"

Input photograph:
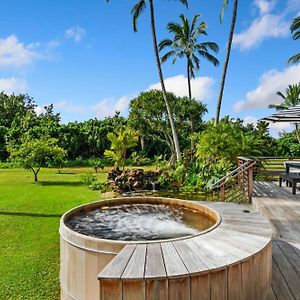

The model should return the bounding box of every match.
[66,204,214,241]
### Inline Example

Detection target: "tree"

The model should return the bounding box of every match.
[8,138,66,182]
[215,0,239,123]
[159,14,219,99]
[288,16,300,64]
[106,0,188,162]
[196,118,263,164]
[268,83,300,143]
[128,90,207,161]
[0,93,37,160]
[104,127,139,170]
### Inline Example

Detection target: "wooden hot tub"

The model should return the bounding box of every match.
[60,197,272,300]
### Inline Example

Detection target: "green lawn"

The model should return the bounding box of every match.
[0,168,107,300]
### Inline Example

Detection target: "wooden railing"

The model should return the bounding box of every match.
[210,157,256,203]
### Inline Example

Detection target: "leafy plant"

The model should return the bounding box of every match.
[104,127,139,170]
[89,158,105,173]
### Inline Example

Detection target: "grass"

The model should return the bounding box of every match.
[0,168,107,300]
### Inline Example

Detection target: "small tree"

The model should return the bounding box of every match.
[89,158,105,173]
[104,127,139,170]
[8,137,66,181]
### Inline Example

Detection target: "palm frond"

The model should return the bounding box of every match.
[190,14,200,34]
[220,0,229,23]
[290,16,300,40]
[288,53,300,64]
[178,0,188,8]
[191,54,200,71]
[167,22,183,38]
[161,50,176,64]
[276,91,286,100]
[158,39,173,51]
[200,42,219,53]
[198,51,219,66]
[195,21,207,36]
[131,0,146,32]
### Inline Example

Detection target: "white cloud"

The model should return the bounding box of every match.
[148,75,214,101]
[0,35,40,68]
[254,0,275,14]
[55,101,84,114]
[93,96,132,119]
[34,106,46,115]
[0,77,27,94]
[65,26,86,43]
[233,14,289,50]
[234,64,300,112]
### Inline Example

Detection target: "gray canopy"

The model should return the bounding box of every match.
[260,104,300,122]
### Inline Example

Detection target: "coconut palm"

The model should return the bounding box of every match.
[288,16,300,64]
[159,14,219,100]
[106,0,188,162]
[215,0,239,124]
[268,83,300,143]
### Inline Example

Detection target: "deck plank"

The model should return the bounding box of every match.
[253,181,300,300]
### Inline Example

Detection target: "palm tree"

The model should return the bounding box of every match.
[268,83,300,143]
[107,0,188,162]
[215,0,239,124]
[159,14,219,100]
[288,16,300,64]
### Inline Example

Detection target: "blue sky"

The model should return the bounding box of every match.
[0,0,299,135]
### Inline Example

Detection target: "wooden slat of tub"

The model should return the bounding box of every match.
[99,245,136,300]
[210,269,227,300]
[122,281,145,300]
[261,243,273,300]
[122,245,147,300]
[99,281,122,300]
[161,242,190,300]
[161,242,189,277]
[208,228,270,255]
[173,239,209,274]
[241,253,262,300]
[145,244,168,300]
[146,279,167,300]
[98,244,136,279]
[173,239,210,300]
[182,238,229,299]
[122,244,146,280]
[184,238,228,270]
[145,243,166,279]
[220,223,273,238]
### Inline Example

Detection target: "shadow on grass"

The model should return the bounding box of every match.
[0,211,62,218]
[56,172,76,175]
[38,181,84,187]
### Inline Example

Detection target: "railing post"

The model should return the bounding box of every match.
[220,183,225,202]
[248,164,254,204]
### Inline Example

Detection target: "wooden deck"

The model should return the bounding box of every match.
[253,181,300,300]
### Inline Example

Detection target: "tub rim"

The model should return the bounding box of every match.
[60,197,222,245]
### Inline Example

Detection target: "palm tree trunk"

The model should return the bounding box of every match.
[149,0,181,161]
[215,0,238,124]
[187,57,192,99]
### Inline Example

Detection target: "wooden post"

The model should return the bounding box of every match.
[220,183,225,202]
[248,164,254,204]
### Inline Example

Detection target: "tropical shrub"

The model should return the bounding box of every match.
[104,127,139,169]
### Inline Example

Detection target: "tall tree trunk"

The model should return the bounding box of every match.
[295,123,300,144]
[140,135,145,151]
[187,57,192,100]
[149,0,181,161]
[215,0,238,124]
